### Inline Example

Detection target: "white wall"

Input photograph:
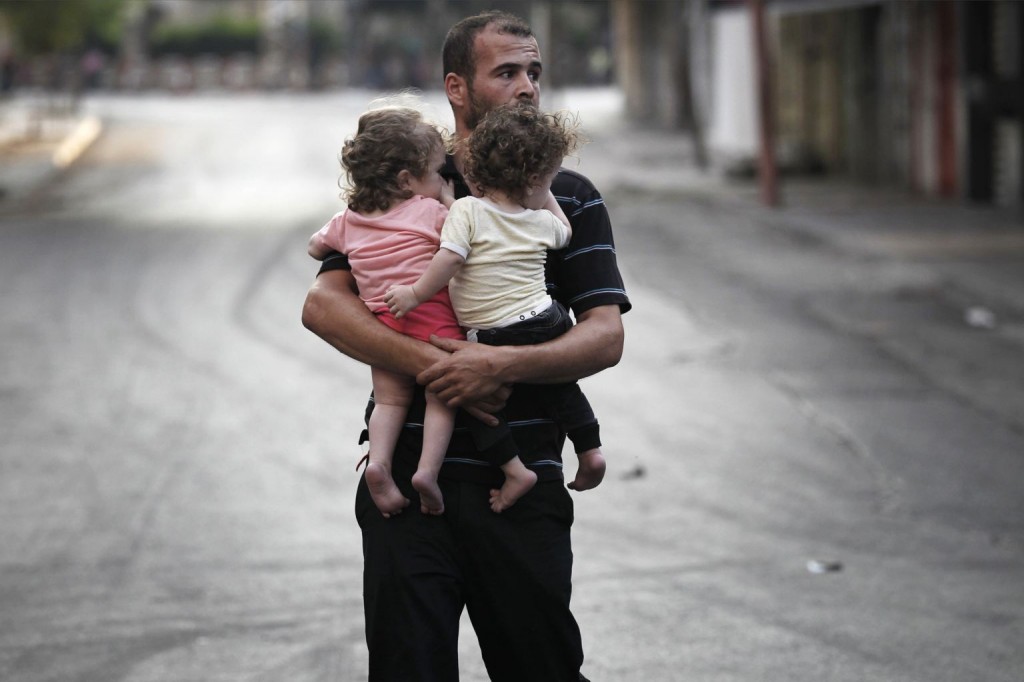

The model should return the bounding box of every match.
[707,7,759,159]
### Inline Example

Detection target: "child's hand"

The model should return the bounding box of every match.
[384,284,420,319]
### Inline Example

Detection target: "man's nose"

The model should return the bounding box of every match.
[513,72,538,101]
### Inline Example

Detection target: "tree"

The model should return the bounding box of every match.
[0,0,128,56]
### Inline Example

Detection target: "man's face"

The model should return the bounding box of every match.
[465,26,541,130]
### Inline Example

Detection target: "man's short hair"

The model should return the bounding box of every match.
[442,11,533,86]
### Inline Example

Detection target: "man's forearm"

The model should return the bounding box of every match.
[419,305,624,406]
[302,270,445,376]
[497,305,623,384]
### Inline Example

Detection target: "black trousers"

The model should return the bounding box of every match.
[357,464,584,681]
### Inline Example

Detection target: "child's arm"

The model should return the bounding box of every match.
[384,248,465,318]
[302,268,508,426]
[308,232,332,260]
[541,191,572,237]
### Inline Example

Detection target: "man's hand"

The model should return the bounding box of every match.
[384,285,420,319]
[418,336,512,408]
[461,385,512,426]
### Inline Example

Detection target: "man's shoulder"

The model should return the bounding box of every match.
[553,167,599,196]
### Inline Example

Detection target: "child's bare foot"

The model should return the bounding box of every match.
[365,462,409,518]
[567,449,606,491]
[489,463,537,513]
[411,470,445,515]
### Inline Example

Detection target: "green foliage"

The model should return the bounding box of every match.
[149,15,261,57]
[0,0,127,55]
[309,17,345,59]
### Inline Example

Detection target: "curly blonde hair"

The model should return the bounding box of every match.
[463,102,581,204]
[340,107,446,214]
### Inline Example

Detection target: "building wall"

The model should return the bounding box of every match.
[990,0,1023,206]
[706,6,758,158]
[774,9,847,172]
[612,0,684,128]
[700,0,1023,205]
[877,1,912,185]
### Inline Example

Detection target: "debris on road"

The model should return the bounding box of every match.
[620,463,647,480]
[964,306,997,330]
[806,559,844,574]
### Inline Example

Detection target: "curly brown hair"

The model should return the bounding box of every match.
[463,102,581,204]
[340,107,446,214]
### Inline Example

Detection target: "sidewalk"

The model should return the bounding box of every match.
[580,120,1024,439]
[0,95,101,208]
[580,123,1024,317]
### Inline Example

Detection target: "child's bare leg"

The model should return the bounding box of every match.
[411,391,455,515]
[567,447,606,491]
[489,456,537,513]
[365,368,414,518]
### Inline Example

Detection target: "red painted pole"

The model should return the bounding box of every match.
[749,0,779,207]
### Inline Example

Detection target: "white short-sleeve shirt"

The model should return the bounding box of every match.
[441,196,571,329]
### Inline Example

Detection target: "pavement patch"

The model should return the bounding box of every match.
[53,116,103,169]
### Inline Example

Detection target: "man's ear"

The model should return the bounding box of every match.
[445,73,467,108]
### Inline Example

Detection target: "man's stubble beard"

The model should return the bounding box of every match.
[465,89,538,131]
[464,91,487,132]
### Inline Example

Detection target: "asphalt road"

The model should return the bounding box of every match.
[1,92,1022,682]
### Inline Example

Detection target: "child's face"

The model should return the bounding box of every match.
[406,146,447,201]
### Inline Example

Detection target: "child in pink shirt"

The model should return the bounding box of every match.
[308,106,457,518]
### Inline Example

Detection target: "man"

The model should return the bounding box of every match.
[302,11,630,681]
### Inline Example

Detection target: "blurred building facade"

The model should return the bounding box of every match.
[0,0,611,94]
[2,0,1021,206]
[685,0,1024,206]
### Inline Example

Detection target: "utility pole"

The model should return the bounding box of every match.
[749,0,779,206]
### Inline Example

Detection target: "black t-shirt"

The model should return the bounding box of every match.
[317,155,631,483]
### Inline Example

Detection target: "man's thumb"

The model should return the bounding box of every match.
[430,335,461,351]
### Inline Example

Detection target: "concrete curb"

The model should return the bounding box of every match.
[53,115,103,169]
[0,112,103,208]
